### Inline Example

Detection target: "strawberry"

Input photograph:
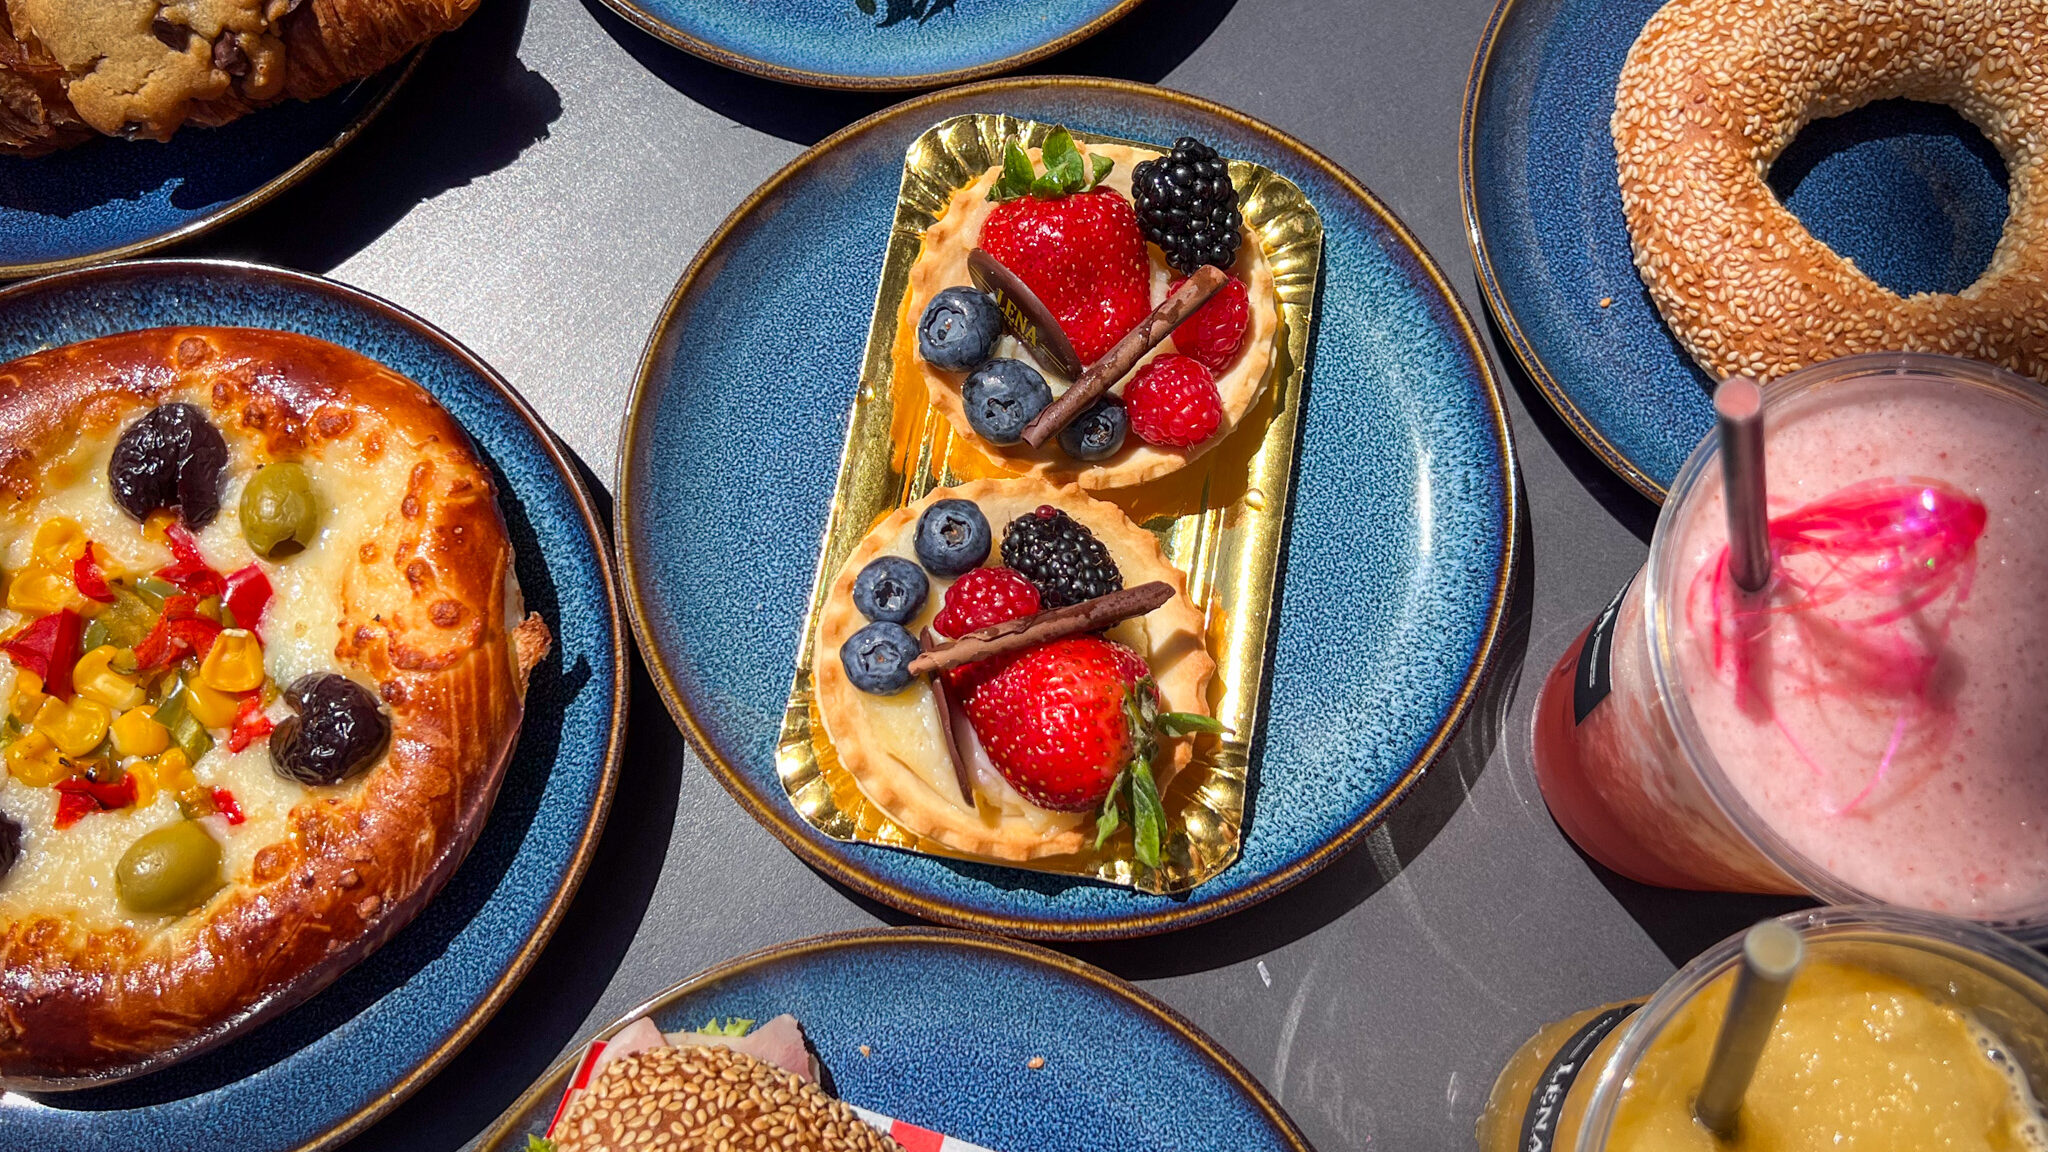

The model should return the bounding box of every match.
[1125,354,1223,448]
[1170,274,1249,371]
[933,566,1042,695]
[980,131,1150,367]
[965,636,1151,812]
[963,634,1225,868]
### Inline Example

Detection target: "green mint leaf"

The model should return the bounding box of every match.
[989,139,1037,202]
[1157,712,1225,736]
[1030,170,1068,199]
[1040,127,1080,179]
[1094,768,1128,848]
[1130,760,1165,869]
[526,1137,558,1152]
[1088,152,1114,189]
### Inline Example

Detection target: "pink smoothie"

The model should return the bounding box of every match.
[1666,372,2048,918]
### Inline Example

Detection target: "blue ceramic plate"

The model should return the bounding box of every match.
[0,260,626,1152]
[619,77,1518,940]
[1462,0,2015,498]
[0,58,414,281]
[595,0,1141,89]
[478,928,1311,1151]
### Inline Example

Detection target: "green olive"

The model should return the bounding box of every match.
[115,820,223,916]
[239,462,321,558]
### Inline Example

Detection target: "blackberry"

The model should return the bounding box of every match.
[1001,506,1122,608]
[1131,136,1243,275]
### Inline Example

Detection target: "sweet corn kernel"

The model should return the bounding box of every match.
[112,705,172,758]
[127,757,159,808]
[75,645,144,709]
[200,630,266,693]
[6,564,82,615]
[5,730,62,786]
[31,517,85,564]
[10,671,45,723]
[35,696,111,757]
[182,680,239,729]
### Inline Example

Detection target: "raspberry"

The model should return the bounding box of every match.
[1171,274,1249,371]
[933,567,1042,638]
[1124,354,1223,448]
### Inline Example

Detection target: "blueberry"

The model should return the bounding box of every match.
[914,499,991,577]
[1058,396,1129,461]
[840,621,922,695]
[917,287,1002,371]
[851,556,929,623]
[961,359,1052,445]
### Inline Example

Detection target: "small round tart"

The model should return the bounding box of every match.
[901,143,1281,490]
[814,477,1214,862]
[0,328,549,1086]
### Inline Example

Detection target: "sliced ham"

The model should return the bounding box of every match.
[586,1016,669,1080]
[668,1013,817,1082]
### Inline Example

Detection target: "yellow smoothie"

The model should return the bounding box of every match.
[1611,960,2047,1151]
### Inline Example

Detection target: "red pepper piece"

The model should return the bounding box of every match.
[157,523,225,600]
[223,565,272,636]
[133,597,221,671]
[71,547,115,604]
[211,787,246,826]
[51,773,138,828]
[3,609,81,699]
[227,694,273,753]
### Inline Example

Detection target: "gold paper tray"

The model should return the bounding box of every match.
[775,113,1324,895]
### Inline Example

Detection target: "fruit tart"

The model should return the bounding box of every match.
[900,129,1281,490]
[813,477,1217,864]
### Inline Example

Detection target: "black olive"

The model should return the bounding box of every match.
[270,674,392,786]
[0,811,20,881]
[108,403,229,528]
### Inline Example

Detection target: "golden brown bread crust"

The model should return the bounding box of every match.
[1612,0,2048,384]
[555,1046,901,1152]
[0,0,477,156]
[0,327,544,1086]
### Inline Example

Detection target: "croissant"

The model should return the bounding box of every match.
[0,0,478,156]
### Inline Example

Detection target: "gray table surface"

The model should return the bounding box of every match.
[185,0,1812,1147]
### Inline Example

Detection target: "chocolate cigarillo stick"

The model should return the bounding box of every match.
[908,582,1174,675]
[1019,265,1229,449]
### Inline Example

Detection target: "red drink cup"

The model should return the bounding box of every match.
[1533,353,2048,937]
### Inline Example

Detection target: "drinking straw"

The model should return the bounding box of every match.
[1714,376,1772,593]
[1694,919,1805,1138]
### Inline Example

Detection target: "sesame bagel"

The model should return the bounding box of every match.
[553,1045,900,1152]
[1612,0,2048,384]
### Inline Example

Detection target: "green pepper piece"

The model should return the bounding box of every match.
[82,619,110,653]
[154,690,214,764]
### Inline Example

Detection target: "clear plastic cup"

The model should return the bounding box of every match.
[1531,352,2048,939]
[1477,906,2048,1152]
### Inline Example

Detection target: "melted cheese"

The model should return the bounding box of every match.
[0,421,419,936]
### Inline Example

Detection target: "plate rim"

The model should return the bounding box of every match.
[616,74,1522,941]
[589,0,1147,90]
[0,256,630,1152]
[0,51,423,284]
[1458,0,1670,501]
[475,925,1317,1152]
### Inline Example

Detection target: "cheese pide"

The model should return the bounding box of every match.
[0,328,548,1086]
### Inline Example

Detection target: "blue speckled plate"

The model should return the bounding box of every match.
[619,77,1518,940]
[1462,0,2014,498]
[0,260,626,1152]
[595,0,1140,89]
[478,929,1311,1151]
[0,58,414,282]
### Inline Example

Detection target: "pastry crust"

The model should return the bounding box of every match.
[0,327,545,1086]
[900,144,1280,489]
[814,478,1213,862]
[0,0,479,155]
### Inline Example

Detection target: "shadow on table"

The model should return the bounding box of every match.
[576,0,1238,149]
[330,453,683,1152]
[193,0,561,272]
[1582,849,1817,969]
[1480,298,1658,543]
